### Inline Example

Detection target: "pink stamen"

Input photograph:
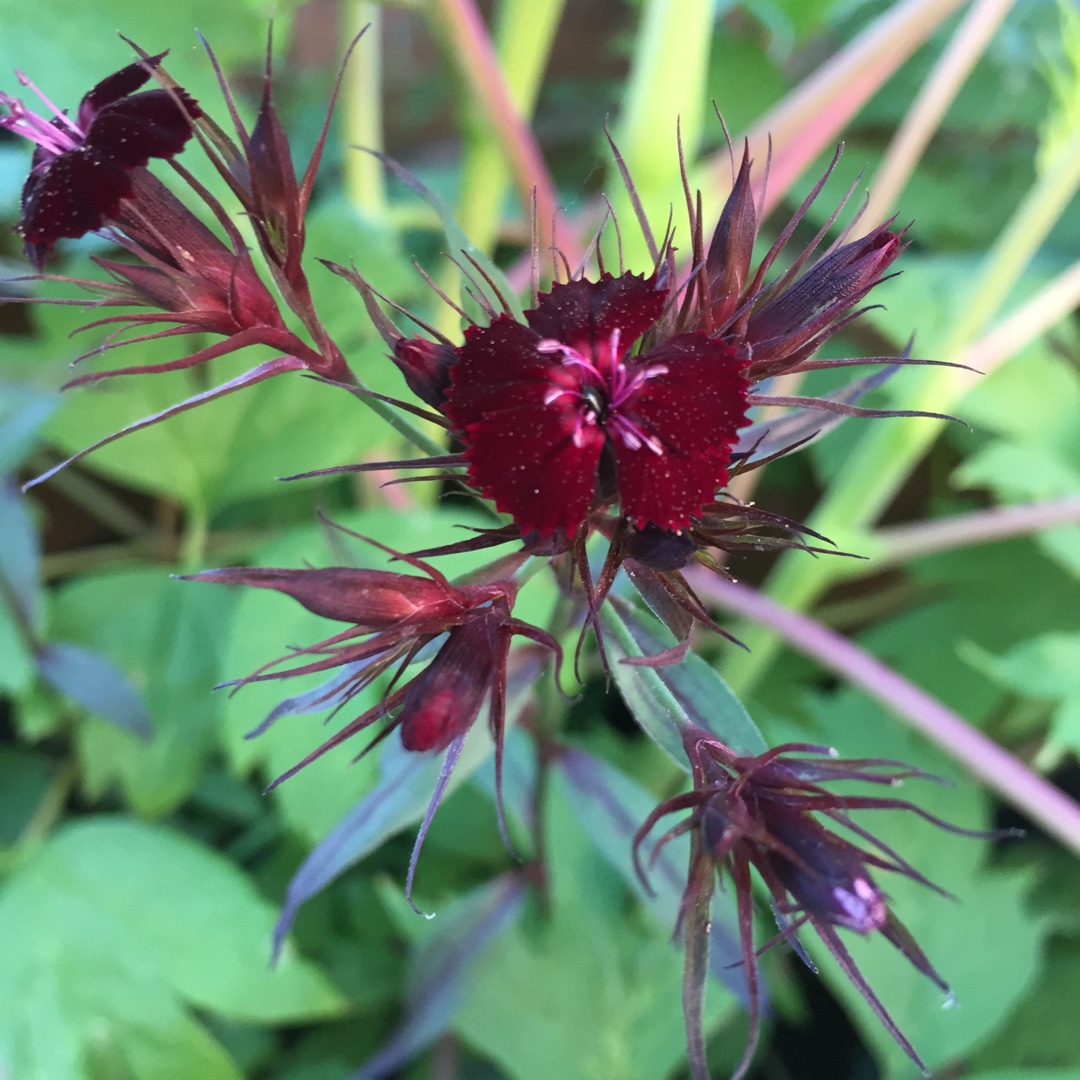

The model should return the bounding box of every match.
[537,330,668,455]
[0,70,85,156]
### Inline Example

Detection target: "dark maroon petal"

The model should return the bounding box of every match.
[613,335,749,529]
[76,54,164,126]
[461,397,604,538]
[524,273,667,356]
[20,150,131,264]
[87,89,199,168]
[445,316,561,423]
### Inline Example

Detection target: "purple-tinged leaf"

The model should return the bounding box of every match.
[603,595,766,763]
[354,874,527,1080]
[35,642,152,738]
[23,355,306,491]
[244,660,375,739]
[558,747,749,1005]
[0,480,42,630]
[0,386,59,473]
[272,727,497,959]
[734,365,897,463]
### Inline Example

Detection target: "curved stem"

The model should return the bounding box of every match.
[696,574,1080,856]
[429,0,568,264]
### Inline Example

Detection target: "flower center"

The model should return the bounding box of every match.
[537,329,669,454]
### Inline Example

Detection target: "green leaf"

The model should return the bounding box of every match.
[50,569,233,815]
[962,633,1080,758]
[968,939,1080,1070]
[0,0,275,115]
[41,361,390,513]
[964,1072,1080,1080]
[0,818,345,1080]
[603,596,766,765]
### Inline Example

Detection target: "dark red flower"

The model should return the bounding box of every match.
[443,273,751,539]
[635,727,991,1080]
[0,55,199,269]
[8,44,364,491]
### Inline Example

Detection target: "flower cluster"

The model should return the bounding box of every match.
[4,44,980,1080]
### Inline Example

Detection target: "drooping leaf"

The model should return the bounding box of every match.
[356,874,527,1079]
[0,478,41,631]
[35,642,152,738]
[558,746,749,1003]
[453,773,736,1080]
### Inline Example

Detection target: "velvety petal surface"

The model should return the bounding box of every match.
[613,335,749,529]
[21,150,132,249]
[88,89,200,168]
[523,273,667,358]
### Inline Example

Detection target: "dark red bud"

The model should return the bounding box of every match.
[705,142,757,329]
[392,337,457,409]
[762,802,887,933]
[184,566,463,626]
[399,618,500,751]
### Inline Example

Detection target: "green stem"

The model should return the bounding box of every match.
[610,0,713,268]
[723,122,1080,696]
[351,381,448,458]
[433,0,565,334]
[342,0,385,217]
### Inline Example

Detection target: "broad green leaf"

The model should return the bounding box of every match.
[0,818,344,1080]
[858,539,1080,721]
[0,747,52,847]
[964,1073,1080,1080]
[963,633,1080,758]
[968,939,1080,1070]
[0,0,273,112]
